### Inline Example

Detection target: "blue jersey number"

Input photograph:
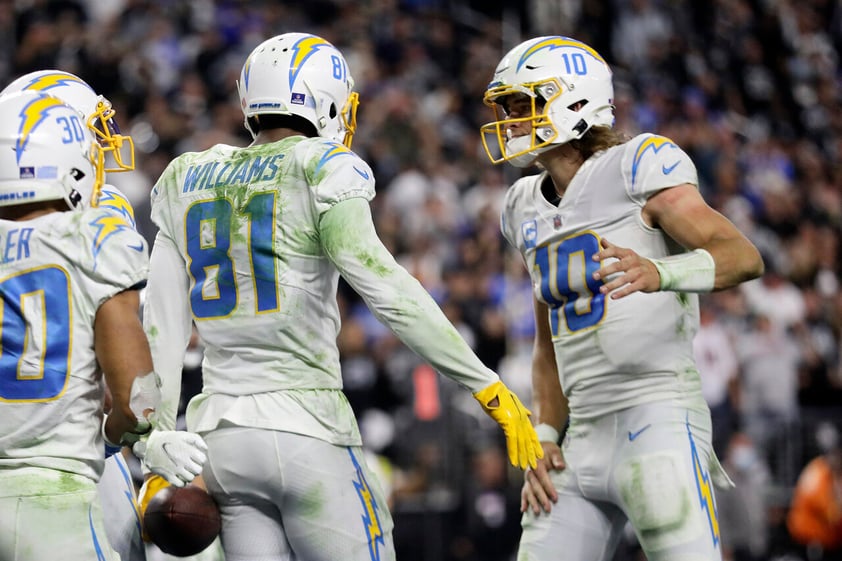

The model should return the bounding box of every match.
[185,192,278,319]
[534,232,605,334]
[0,267,72,401]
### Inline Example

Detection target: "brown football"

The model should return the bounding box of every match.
[143,484,221,557]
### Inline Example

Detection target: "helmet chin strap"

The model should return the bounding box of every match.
[505,134,554,168]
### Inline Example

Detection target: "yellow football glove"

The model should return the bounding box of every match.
[137,474,171,542]
[473,380,543,469]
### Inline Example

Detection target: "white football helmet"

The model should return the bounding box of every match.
[0,91,104,209]
[480,36,615,167]
[237,33,359,147]
[1,70,135,172]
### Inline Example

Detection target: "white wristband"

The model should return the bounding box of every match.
[534,423,560,443]
[650,248,715,293]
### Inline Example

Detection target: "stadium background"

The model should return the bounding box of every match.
[5,0,842,559]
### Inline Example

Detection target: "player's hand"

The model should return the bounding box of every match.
[521,441,565,515]
[133,430,208,487]
[138,474,170,542]
[473,380,543,469]
[592,238,661,299]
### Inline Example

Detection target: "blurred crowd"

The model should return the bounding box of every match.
[5,0,842,559]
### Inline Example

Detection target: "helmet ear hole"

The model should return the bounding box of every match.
[329,103,337,119]
[568,100,588,112]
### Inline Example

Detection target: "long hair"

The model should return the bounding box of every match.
[569,125,629,160]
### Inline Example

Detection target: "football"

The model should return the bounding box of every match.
[143,484,221,557]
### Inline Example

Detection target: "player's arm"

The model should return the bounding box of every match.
[522,295,568,515]
[95,287,157,444]
[594,184,764,298]
[136,232,207,489]
[143,231,193,433]
[321,196,541,469]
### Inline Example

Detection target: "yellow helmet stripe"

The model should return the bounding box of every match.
[518,36,606,71]
[22,72,92,93]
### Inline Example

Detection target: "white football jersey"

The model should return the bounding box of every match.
[0,207,148,481]
[147,137,378,444]
[502,133,708,420]
[147,135,499,442]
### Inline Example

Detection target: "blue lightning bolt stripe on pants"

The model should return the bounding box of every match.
[201,426,396,561]
[519,402,729,561]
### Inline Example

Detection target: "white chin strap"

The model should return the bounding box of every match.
[505,134,554,168]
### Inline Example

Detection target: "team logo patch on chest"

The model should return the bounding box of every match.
[521,219,538,249]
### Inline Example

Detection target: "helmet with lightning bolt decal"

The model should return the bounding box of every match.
[237,33,359,147]
[0,91,103,209]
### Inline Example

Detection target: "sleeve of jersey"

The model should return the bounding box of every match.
[499,185,520,249]
[142,232,193,433]
[320,197,499,393]
[149,159,181,234]
[623,134,699,203]
[306,142,376,213]
[86,211,149,302]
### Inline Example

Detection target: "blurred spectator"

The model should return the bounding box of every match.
[741,265,807,331]
[787,423,842,560]
[694,298,741,457]
[449,443,521,561]
[736,312,802,484]
[718,432,772,561]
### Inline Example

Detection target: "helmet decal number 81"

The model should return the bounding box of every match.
[534,231,605,334]
[331,55,347,81]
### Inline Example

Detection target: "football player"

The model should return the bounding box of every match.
[0,89,156,561]
[480,36,764,561]
[0,73,207,561]
[1,70,137,226]
[138,32,541,561]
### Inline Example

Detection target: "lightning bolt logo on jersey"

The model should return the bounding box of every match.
[90,214,133,266]
[15,95,66,164]
[315,141,353,174]
[98,187,136,228]
[631,135,679,190]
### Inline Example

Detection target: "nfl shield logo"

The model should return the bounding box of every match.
[291,92,306,105]
[553,215,562,229]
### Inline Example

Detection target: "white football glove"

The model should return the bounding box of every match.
[133,431,208,488]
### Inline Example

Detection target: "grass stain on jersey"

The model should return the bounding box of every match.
[674,293,694,338]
